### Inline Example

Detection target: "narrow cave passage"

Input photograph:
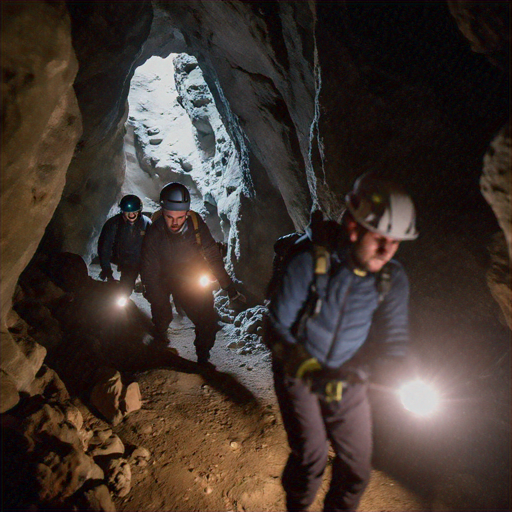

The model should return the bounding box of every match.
[2,2,510,512]
[121,52,242,244]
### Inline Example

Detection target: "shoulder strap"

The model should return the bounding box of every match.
[311,244,330,315]
[189,211,202,247]
[292,243,331,338]
[376,263,392,303]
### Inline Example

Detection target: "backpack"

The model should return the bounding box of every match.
[265,219,392,344]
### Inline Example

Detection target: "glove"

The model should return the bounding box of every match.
[310,375,345,402]
[226,283,246,306]
[273,342,322,380]
[274,342,346,402]
[99,269,114,281]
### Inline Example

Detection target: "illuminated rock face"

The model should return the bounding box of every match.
[1,1,510,410]
[0,1,81,411]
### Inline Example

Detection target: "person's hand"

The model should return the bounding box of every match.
[226,283,246,306]
[273,342,322,381]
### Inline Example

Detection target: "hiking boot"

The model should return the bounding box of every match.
[151,331,170,347]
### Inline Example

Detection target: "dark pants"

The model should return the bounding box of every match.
[149,280,220,357]
[273,364,372,512]
[118,264,139,296]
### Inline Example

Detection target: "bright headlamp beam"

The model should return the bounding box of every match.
[117,296,128,307]
[398,379,440,416]
[199,275,211,288]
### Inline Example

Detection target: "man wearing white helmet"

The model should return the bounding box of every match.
[265,173,418,512]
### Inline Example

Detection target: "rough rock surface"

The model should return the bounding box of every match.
[0,1,81,411]
[39,2,153,260]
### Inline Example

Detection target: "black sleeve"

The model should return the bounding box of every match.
[98,216,118,273]
[196,214,233,289]
[140,223,166,303]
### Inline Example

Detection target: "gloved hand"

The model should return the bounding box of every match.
[99,269,114,282]
[226,283,246,306]
[273,342,322,380]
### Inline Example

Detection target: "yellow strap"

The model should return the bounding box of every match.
[189,211,202,247]
[313,245,330,275]
[296,357,322,379]
[324,381,344,402]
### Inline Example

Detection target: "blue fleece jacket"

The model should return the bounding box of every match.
[268,245,410,370]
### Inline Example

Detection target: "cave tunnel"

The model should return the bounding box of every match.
[1,1,510,511]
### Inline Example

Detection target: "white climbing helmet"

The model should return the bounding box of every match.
[345,173,418,240]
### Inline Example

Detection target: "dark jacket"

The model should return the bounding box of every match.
[268,240,410,370]
[98,213,151,272]
[140,212,232,301]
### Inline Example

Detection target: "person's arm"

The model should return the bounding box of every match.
[372,262,410,359]
[98,216,117,278]
[140,224,165,303]
[196,215,233,289]
[267,250,314,346]
[369,262,418,384]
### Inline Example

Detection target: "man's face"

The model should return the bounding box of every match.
[123,211,139,224]
[350,227,400,273]
[163,210,189,233]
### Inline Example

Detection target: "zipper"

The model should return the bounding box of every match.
[325,272,354,363]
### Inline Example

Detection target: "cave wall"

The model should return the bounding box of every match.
[0,1,81,411]
[38,2,154,259]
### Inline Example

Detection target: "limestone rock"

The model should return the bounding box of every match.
[90,368,124,426]
[21,402,82,451]
[448,1,510,69]
[1,0,81,341]
[0,370,20,413]
[75,483,116,512]
[128,446,151,466]
[89,428,114,447]
[89,434,125,458]
[121,381,142,415]
[1,331,47,395]
[62,403,84,432]
[481,123,511,259]
[105,458,132,497]
[486,232,511,330]
[34,440,100,502]
[28,365,70,403]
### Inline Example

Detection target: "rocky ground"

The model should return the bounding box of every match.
[83,262,429,512]
[5,257,507,512]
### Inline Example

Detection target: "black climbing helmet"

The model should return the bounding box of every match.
[119,194,142,213]
[160,182,190,211]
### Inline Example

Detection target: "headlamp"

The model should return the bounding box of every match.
[199,275,212,288]
[397,379,440,416]
[116,296,128,308]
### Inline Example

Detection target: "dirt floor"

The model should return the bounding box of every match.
[82,262,433,512]
[111,315,429,512]
[83,258,510,512]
